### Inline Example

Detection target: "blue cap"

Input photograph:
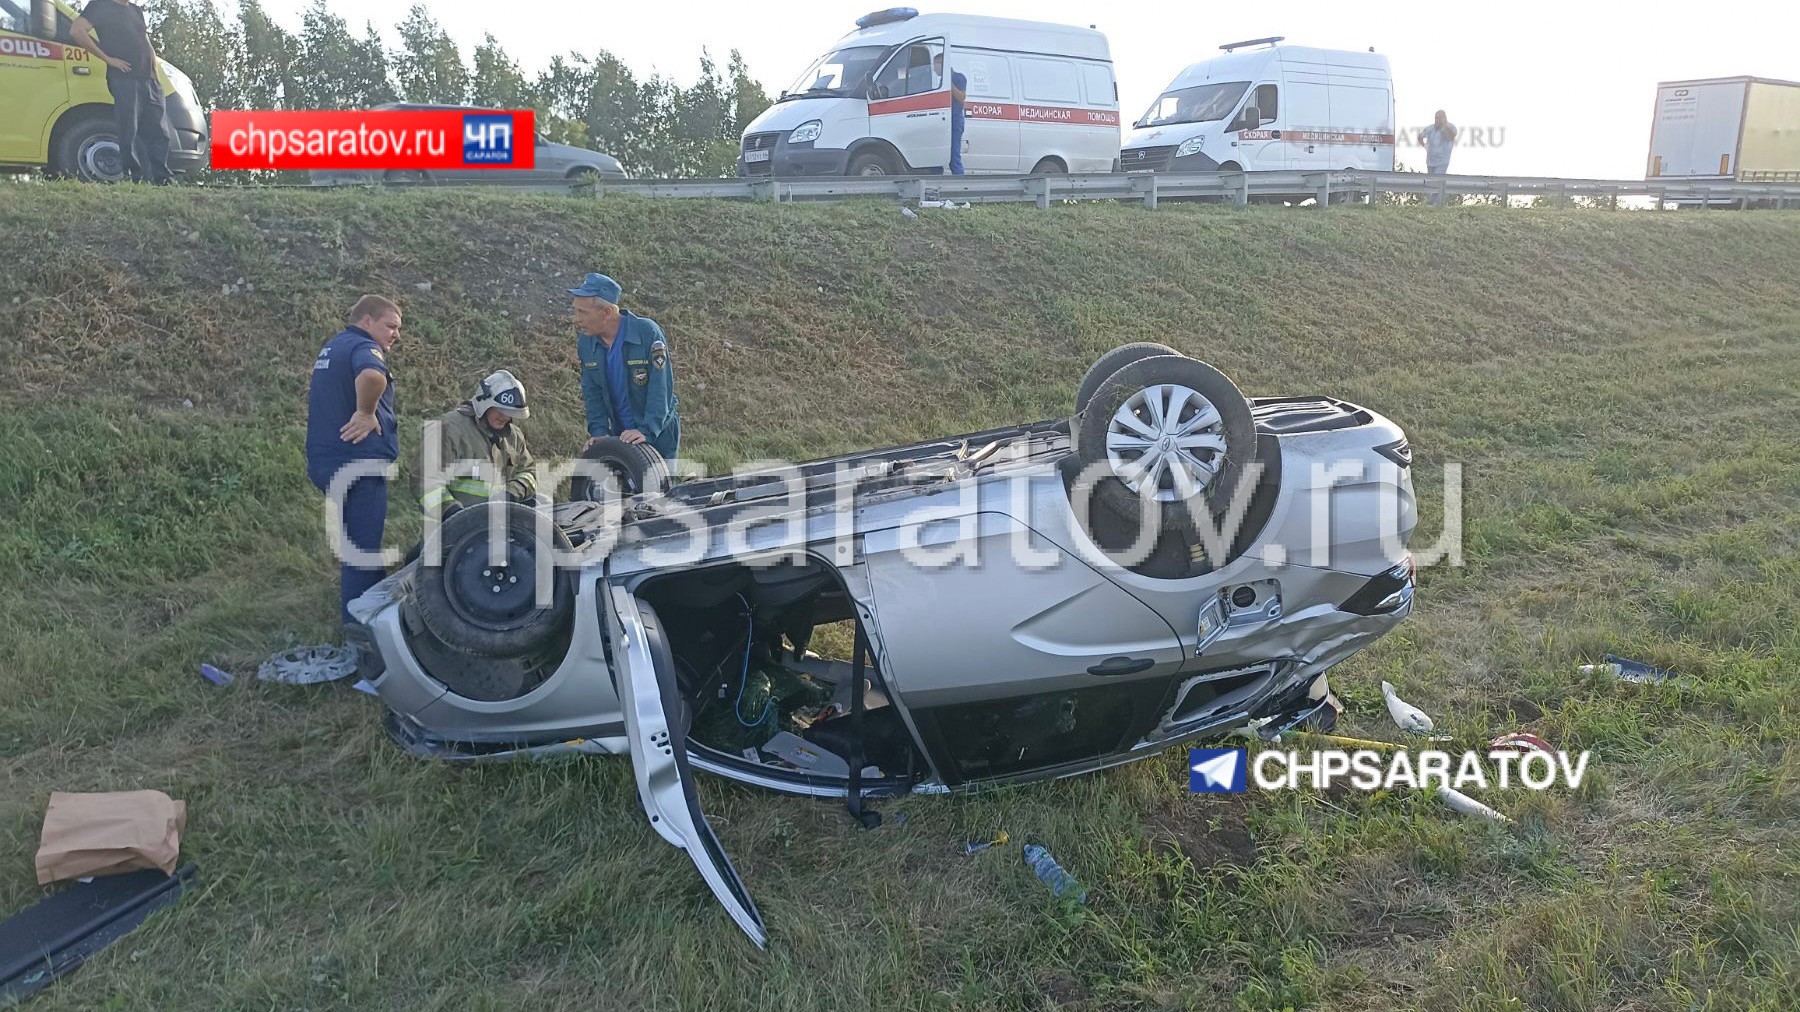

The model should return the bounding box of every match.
[567,272,622,303]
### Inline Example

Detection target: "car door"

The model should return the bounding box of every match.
[1327,77,1393,171]
[0,6,69,165]
[604,583,768,948]
[1285,76,1336,170]
[950,48,1018,173]
[863,511,1189,787]
[867,37,948,172]
[1227,82,1285,169]
[524,133,561,180]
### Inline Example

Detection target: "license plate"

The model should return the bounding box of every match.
[744,149,771,163]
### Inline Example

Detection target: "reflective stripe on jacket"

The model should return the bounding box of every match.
[420,403,536,513]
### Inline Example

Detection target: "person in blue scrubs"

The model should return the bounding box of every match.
[304,294,402,625]
[936,53,968,175]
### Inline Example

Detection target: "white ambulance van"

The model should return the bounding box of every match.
[738,8,1119,177]
[1120,37,1394,175]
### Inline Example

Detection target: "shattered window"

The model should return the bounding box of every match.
[927,686,1135,780]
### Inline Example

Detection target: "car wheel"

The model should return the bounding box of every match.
[413,501,575,658]
[1072,354,1256,531]
[51,115,127,183]
[1073,342,1183,418]
[1031,157,1066,174]
[569,435,671,504]
[848,151,895,176]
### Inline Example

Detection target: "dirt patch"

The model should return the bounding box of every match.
[1507,696,1545,721]
[1147,794,1259,872]
[1039,969,1091,1008]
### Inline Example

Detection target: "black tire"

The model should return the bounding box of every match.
[569,436,671,503]
[1074,342,1183,418]
[413,501,574,658]
[1072,354,1256,531]
[848,150,896,176]
[1031,157,1066,174]
[51,115,127,183]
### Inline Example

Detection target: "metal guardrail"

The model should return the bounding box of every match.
[599,170,1800,209]
[313,170,1800,209]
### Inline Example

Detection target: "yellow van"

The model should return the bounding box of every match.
[0,0,207,180]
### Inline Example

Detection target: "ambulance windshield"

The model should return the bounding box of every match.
[1137,82,1251,128]
[781,45,891,100]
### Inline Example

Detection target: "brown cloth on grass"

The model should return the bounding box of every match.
[34,790,187,885]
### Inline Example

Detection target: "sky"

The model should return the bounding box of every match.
[257,0,1799,180]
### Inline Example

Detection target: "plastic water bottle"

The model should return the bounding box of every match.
[1577,662,1623,676]
[1022,844,1088,904]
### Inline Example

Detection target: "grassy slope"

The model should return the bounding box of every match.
[1,185,1798,1011]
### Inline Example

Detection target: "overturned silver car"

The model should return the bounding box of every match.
[346,346,1418,946]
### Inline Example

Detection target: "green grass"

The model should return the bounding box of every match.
[2,184,1799,1010]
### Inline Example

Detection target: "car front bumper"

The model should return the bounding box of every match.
[739,143,851,177]
[164,90,209,169]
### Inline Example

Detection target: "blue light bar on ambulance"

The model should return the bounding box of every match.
[856,8,918,29]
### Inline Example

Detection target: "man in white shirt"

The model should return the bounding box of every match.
[1423,110,1458,175]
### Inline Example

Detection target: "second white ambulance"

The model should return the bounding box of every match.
[1121,37,1395,175]
[738,8,1119,177]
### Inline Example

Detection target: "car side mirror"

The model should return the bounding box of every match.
[1236,105,1261,130]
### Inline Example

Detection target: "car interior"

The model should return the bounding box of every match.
[632,555,925,792]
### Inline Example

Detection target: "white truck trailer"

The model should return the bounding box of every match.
[1646,76,1800,203]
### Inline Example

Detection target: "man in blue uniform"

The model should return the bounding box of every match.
[568,273,681,460]
[935,52,967,175]
[305,294,402,625]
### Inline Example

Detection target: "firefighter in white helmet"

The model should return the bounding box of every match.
[421,369,539,517]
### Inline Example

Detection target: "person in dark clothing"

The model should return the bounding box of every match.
[305,295,403,625]
[935,52,968,175]
[68,0,173,184]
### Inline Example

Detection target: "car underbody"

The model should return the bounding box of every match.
[348,350,1418,946]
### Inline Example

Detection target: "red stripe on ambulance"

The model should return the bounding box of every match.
[874,95,1117,127]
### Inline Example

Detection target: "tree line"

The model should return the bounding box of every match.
[144,0,772,177]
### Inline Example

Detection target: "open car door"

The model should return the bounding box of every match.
[604,583,768,948]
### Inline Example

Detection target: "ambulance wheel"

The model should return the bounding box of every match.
[414,501,575,658]
[1072,354,1256,531]
[1031,157,1067,174]
[848,151,895,176]
[570,436,672,503]
[1074,343,1183,418]
[51,115,127,183]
